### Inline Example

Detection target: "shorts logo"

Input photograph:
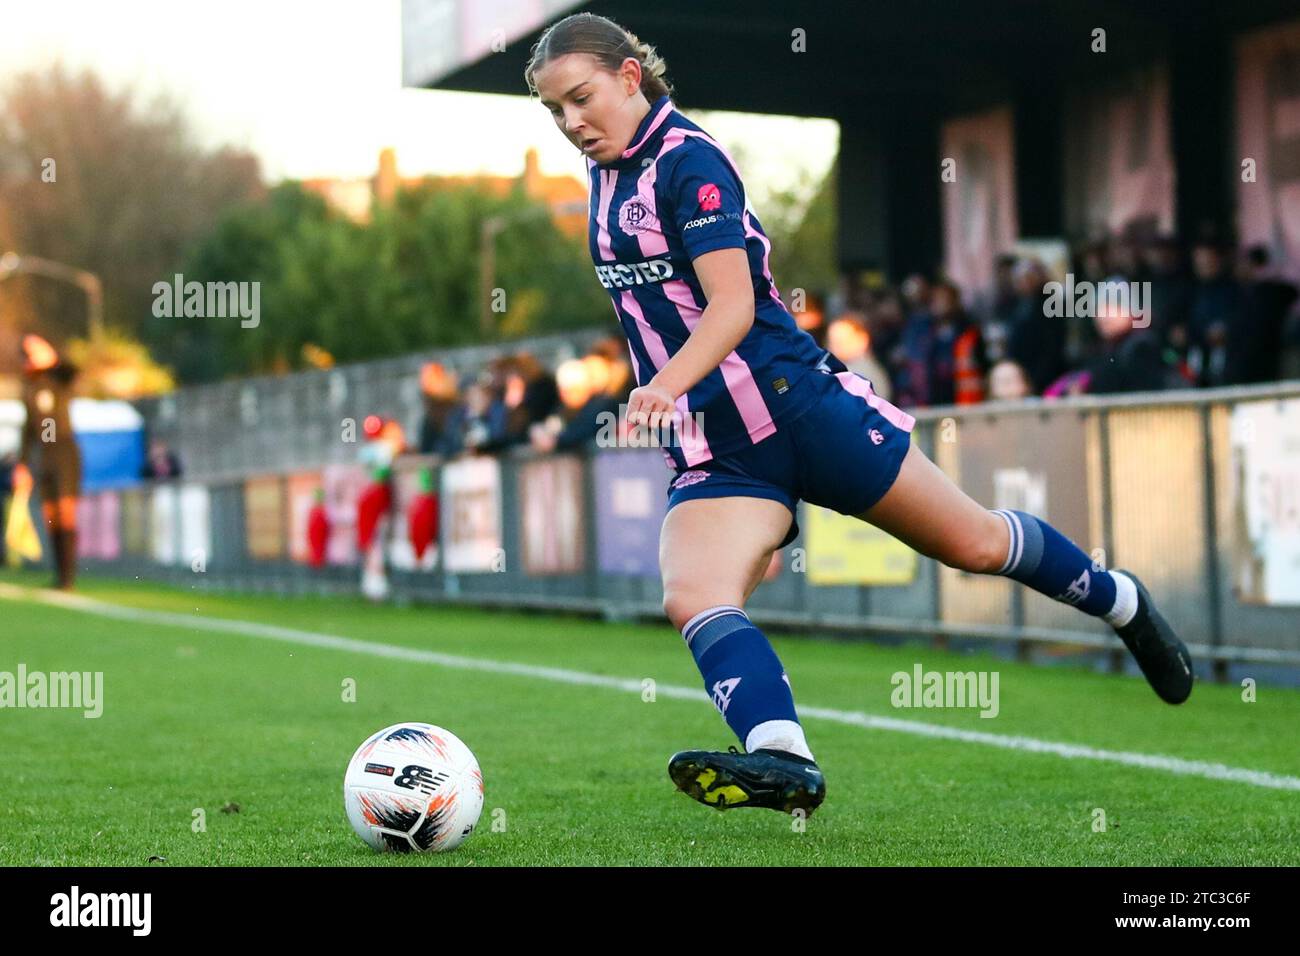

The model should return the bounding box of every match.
[673,469,710,489]
[772,377,790,394]
[618,197,658,235]
[869,428,884,445]
[697,183,721,211]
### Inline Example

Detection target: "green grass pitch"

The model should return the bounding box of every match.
[0,568,1296,866]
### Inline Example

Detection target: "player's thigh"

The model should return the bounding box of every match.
[854,442,1007,573]
[659,496,790,630]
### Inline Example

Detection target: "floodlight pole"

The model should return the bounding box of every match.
[0,252,104,342]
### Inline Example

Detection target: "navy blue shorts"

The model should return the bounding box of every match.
[665,366,915,549]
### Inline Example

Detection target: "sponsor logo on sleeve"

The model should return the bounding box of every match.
[682,212,742,231]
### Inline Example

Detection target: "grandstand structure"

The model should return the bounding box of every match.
[402,0,1300,290]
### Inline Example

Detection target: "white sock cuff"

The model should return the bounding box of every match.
[1105,571,1139,628]
[991,509,1020,575]
[745,719,815,762]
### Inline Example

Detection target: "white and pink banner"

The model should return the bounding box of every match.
[1238,19,1300,278]
[941,106,1019,295]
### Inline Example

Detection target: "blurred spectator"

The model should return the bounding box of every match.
[470,353,557,453]
[457,379,509,454]
[1142,235,1192,354]
[988,360,1033,401]
[826,313,893,399]
[1108,237,1143,281]
[141,439,183,480]
[900,273,932,318]
[1187,239,1240,388]
[1229,246,1299,385]
[891,274,935,407]
[928,280,987,406]
[1079,241,1109,284]
[530,355,623,452]
[1085,299,1169,394]
[868,291,906,385]
[498,352,559,446]
[416,362,462,457]
[984,253,1020,363]
[1006,258,1066,394]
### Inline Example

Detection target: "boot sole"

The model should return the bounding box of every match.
[668,753,825,815]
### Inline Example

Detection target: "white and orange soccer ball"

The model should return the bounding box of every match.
[344,722,484,852]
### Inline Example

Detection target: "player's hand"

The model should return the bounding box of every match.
[12,462,32,493]
[626,383,678,432]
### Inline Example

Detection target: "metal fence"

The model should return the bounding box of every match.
[64,340,1300,680]
[132,328,613,480]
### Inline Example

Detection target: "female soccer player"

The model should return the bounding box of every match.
[526,13,1193,816]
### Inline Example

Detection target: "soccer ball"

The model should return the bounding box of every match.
[344,722,484,852]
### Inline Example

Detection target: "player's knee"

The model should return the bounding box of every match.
[661,589,696,633]
[662,586,739,634]
[939,517,1007,574]
[961,539,1007,574]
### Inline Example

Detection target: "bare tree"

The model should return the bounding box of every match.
[0,64,264,366]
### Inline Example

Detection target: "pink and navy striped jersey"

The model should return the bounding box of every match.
[586,94,830,469]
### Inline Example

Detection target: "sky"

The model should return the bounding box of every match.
[0,0,839,205]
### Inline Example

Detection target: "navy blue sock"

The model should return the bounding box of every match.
[681,605,799,748]
[990,509,1133,622]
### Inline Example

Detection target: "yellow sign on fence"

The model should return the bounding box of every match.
[805,505,917,586]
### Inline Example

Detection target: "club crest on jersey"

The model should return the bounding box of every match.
[618,196,658,235]
[696,182,722,211]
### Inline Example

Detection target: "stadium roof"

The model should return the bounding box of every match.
[402,0,1297,117]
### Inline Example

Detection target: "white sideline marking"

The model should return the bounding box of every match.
[3,582,1299,792]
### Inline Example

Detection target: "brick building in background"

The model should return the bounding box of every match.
[303,146,587,237]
